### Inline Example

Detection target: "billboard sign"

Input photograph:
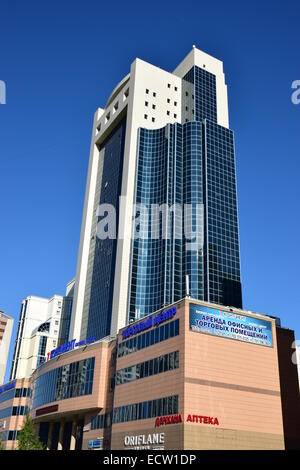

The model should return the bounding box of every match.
[189,303,273,347]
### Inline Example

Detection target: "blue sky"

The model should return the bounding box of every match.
[0,0,299,382]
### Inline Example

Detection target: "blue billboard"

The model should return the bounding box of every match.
[189,304,273,347]
[88,439,102,449]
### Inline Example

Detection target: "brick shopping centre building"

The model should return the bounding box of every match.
[1,298,297,450]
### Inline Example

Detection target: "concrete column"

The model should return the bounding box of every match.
[57,420,65,450]
[70,418,78,450]
[47,422,54,450]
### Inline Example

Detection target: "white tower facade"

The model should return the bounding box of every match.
[10,295,63,380]
[70,47,237,343]
[0,311,14,385]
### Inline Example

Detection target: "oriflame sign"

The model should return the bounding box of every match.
[124,433,165,450]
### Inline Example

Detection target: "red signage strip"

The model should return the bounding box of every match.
[155,414,219,427]
[186,414,219,425]
[155,414,183,427]
[36,404,59,417]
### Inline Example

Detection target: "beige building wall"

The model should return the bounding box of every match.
[31,340,115,422]
[31,339,115,450]
[182,301,284,449]
[111,299,285,450]
[25,299,287,450]
[0,378,31,450]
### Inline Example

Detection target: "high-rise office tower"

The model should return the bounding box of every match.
[58,278,75,346]
[10,294,63,380]
[70,47,242,342]
[0,311,14,385]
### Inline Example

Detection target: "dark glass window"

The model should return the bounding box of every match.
[82,117,127,341]
[118,319,180,358]
[112,395,178,424]
[32,357,95,409]
[115,350,179,386]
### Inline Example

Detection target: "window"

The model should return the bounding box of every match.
[170,321,175,337]
[174,113,177,118]
[91,413,111,430]
[105,112,110,123]
[153,92,156,97]
[115,350,179,386]
[12,406,28,416]
[31,357,95,409]
[113,395,178,424]
[145,101,149,107]
[174,101,177,106]
[152,104,156,110]
[167,98,170,103]
[144,114,148,120]
[123,88,129,100]
[146,88,149,94]
[174,319,179,336]
[174,86,178,91]
[154,357,159,375]
[167,83,171,88]
[167,111,170,116]
[113,102,119,113]
[152,117,155,122]
[118,319,180,358]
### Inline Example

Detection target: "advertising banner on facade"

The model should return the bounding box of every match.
[189,304,273,347]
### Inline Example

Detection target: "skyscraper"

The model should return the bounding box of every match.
[10,294,63,380]
[58,278,75,346]
[0,311,13,385]
[70,47,242,342]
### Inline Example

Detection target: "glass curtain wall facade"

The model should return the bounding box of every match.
[59,297,73,345]
[128,66,242,322]
[31,357,95,409]
[81,118,127,341]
